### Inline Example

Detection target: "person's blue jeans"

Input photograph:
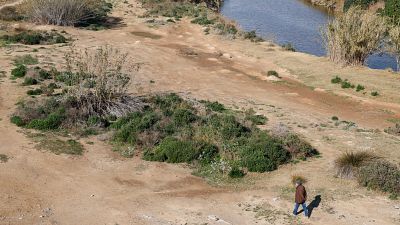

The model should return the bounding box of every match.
[293,202,308,217]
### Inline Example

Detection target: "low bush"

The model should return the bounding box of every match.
[0,31,67,45]
[27,109,65,130]
[201,100,226,112]
[341,79,355,89]
[191,15,214,25]
[23,77,38,85]
[335,151,376,178]
[11,64,27,78]
[358,160,400,196]
[281,43,296,52]
[27,88,43,95]
[371,91,379,96]
[0,154,8,163]
[10,116,25,127]
[229,166,245,178]
[144,137,199,163]
[331,76,342,84]
[244,109,267,126]
[267,70,280,78]
[356,84,365,92]
[242,30,264,42]
[240,133,290,172]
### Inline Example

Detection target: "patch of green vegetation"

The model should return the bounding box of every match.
[281,43,296,52]
[111,93,317,179]
[0,31,67,45]
[36,138,84,155]
[10,115,25,127]
[0,154,8,163]
[356,84,365,92]
[11,64,27,78]
[27,88,43,96]
[242,30,264,42]
[201,100,226,112]
[371,91,379,96]
[23,77,39,86]
[332,116,339,121]
[340,79,355,89]
[267,70,280,78]
[331,76,342,84]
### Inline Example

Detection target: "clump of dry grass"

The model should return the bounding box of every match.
[64,46,143,118]
[335,151,377,178]
[20,0,110,26]
[322,6,387,66]
[291,174,307,185]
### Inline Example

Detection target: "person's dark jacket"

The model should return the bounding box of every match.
[295,184,307,204]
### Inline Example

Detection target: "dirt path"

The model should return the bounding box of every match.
[0,1,399,225]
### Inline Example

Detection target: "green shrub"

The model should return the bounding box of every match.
[335,151,376,178]
[173,108,197,126]
[0,154,8,163]
[27,88,43,95]
[281,43,296,52]
[197,141,218,164]
[202,100,226,112]
[23,77,38,85]
[267,70,280,77]
[371,91,379,96]
[243,30,264,42]
[331,76,342,84]
[27,110,65,130]
[208,114,249,139]
[229,166,245,178]
[341,80,354,89]
[191,16,214,25]
[11,64,27,78]
[0,31,67,45]
[240,133,290,172]
[344,0,377,10]
[356,84,365,92]
[358,160,400,196]
[10,116,25,127]
[332,116,339,121]
[382,0,400,24]
[245,109,268,126]
[144,137,198,163]
[38,69,52,79]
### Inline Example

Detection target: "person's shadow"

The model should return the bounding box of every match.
[307,195,322,218]
[298,195,322,218]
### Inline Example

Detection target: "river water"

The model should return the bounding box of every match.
[221,0,397,70]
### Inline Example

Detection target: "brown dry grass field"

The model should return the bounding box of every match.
[0,0,399,225]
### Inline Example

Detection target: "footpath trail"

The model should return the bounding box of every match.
[0,0,399,224]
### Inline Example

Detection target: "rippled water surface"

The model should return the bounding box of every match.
[221,0,397,70]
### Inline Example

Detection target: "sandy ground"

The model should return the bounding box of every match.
[0,0,400,224]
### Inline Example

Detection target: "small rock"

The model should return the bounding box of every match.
[395,205,399,210]
[222,53,232,59]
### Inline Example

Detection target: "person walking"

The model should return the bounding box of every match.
[293,180,308,217]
